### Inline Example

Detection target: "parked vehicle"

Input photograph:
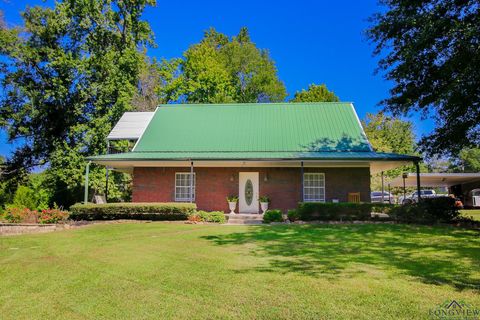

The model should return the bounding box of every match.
[371,191,394,203]
[465,189,480,208]
[398,189,443,204]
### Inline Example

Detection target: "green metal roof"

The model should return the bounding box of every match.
[133,102,372,153]
[89,102,421,163]
[90,151,420,161]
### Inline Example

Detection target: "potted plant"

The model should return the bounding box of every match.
[258,195,270,214]
[226,195,238,214]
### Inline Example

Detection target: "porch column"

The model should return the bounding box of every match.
[300,161,304,202]
[105,140,110,202]
[190,161,194,203]
[415,161,421,201]
[381,171,384,202]
[84,161,91,204]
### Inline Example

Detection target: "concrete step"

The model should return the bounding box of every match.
[227,219,263,225]
[226,214,263,220]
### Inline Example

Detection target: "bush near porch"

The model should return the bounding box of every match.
[69,202,196,221]
[297,202,393,221]
[296,198,471,226]
[263,209,284,223]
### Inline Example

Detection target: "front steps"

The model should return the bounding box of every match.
[226,213,263,225]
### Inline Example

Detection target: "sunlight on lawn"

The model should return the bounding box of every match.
[0,223,479,320]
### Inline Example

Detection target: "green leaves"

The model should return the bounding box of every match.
[291,84,339,103]
[178,27,287,104]
[367,0,480,156]
[0,1,155,205]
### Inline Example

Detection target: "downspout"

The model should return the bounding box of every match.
[84,161,92,204]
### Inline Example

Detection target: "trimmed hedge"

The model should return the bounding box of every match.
[297,202,394,221]
[196,210,226,223]
[69,202,196,221]
[390,197,460,224]
[263,209,284,223]
[296,198,461,224]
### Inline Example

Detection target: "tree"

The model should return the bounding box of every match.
[131,56,183,111]
[291,84,339,102]
[178,27,287,103]
[362,112,416,155]
[0,1,155,206]
[367,0,480,156]
[459,148,480,172]
[362,112,418,190]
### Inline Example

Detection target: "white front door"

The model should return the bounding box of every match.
[239,172,259,213]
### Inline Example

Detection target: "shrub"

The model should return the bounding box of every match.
[69,202,196,221]
[263,209,284,223]
[37,208,69,224]
[188,214,202,223]
[1,206,38,223]
[287,209,300,222]
[226,195,238,202]
[390,197,460,224]
[11,186,40,211]
[196,211,226,223]
[296,202,395,221]
[11,174,51,211]
[258,195,270,203]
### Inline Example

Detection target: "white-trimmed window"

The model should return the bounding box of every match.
[175,172,195,202]
[303,173,325,202]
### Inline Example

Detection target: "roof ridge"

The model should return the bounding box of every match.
[156,102,353,108]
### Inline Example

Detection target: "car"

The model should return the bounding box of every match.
[371,191,394,203]
[398,189,440,204]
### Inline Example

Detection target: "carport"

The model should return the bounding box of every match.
[389,172,480,206]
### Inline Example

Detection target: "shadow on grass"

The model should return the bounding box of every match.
[202,224,480,290]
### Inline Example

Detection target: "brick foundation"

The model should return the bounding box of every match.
[132,167,371,212]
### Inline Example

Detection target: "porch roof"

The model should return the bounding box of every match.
[89,151,419,162]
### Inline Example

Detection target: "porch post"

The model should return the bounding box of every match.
[84,161,91,204]
[301,161,304,202]
[190,161,194,203]
[415,161,421,201]
[388,183,392,204]
[381,171,384,202]
[105,140,110,202]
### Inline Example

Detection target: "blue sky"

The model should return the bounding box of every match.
[0,0,435,158]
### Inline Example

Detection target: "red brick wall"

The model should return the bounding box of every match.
[132,167,371,212]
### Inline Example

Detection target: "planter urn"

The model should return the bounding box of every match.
[228,201,237,214]
[260,202,269,214]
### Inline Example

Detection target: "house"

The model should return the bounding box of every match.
[89,102,421,213]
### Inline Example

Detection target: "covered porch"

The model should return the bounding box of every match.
[85,156,422,213]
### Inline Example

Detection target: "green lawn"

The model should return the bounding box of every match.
[461,209,480,221]
[1,223,479,320]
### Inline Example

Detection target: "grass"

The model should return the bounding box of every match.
[1,223,479,320]
[461,209,480,221]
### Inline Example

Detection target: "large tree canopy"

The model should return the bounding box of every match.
[0,1,155,204]
[367,0,480,156]
[362,112,418,190]
[362,112,416,155]
[458,148,480,172]
[290,84,339,103]
[177,27,287,104]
